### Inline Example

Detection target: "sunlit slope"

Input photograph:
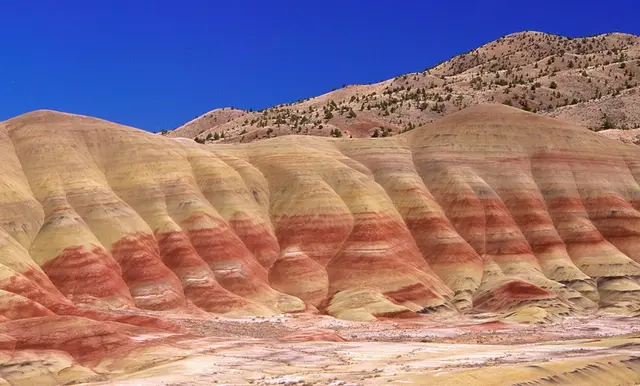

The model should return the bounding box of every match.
[1,105,640,324]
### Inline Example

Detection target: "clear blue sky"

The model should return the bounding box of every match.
[1,1,638,132]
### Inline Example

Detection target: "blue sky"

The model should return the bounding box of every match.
[1,1,638,132]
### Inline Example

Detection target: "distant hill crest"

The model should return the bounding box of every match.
[165,31,640,144]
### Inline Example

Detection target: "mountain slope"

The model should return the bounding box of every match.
[167,31,640,143]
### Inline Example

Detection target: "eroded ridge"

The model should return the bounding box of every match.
[1,105,640,383]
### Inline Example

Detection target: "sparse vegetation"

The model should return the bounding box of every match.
[600,114,614,131]
[172,32,640,143]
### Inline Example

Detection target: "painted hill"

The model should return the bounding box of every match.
[167,31,640,143]
[2,105,640,382]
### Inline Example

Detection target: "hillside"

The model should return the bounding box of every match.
[167,31,640,143]
[164,107,246,139]
[3,105,640,383]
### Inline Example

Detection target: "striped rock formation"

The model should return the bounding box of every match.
[1,104,640,382]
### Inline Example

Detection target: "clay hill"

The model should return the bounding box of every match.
[3,105,640,383]
[165,31,640,144]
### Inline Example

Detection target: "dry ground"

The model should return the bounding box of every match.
[83,307,640,385]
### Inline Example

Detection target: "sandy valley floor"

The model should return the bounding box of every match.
[76,310,640,385]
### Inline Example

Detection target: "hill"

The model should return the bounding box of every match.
[2,105,640,382]
[167,31,640,143]
[164,107,246,138]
